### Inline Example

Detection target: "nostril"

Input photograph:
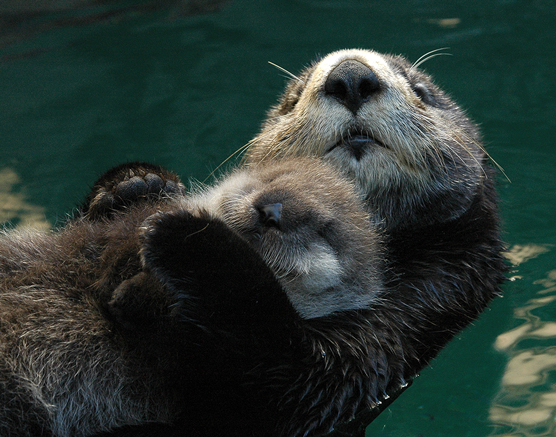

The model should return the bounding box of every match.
[258,203,283,229]
[324,59,380,114]
[358,76,380,101]
[324,77,349,102]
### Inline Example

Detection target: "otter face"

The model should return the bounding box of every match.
[246,49,487,229]
[186,159,383,319]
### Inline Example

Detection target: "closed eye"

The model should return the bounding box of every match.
[412,83,433,103]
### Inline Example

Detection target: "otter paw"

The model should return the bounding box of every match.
[82,162,186,220]
[108,272,173,331]
[139,210,295,329]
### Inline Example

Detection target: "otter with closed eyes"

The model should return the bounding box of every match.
[92,49,506,437]
[245,48,507,374]
[1,48,506,437]
[0,158,390,437]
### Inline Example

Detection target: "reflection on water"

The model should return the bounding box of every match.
[0,0,228,52]
[505,245,551,269]
[0,167,50,230]
[490,246,556,436]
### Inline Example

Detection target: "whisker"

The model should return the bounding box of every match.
[450,131,484,174]
[487,156,510,182]
[466,135,511,183]
[204,142,253,182]
[268,61,304,84]
[411,48,452,70]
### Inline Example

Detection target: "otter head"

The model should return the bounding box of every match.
[245,49,487,231]
[187,158,383,319]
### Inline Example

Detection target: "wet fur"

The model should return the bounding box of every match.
[245,49,507,364]
[0,159,388,437]
[1,48,507,436]
[0,215,179,437]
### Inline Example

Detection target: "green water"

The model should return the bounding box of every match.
[1,1,555,435]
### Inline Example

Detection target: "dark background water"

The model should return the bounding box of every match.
[1,1,555,435]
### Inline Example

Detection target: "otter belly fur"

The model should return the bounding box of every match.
[0,159,388,437]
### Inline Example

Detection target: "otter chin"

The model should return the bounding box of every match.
[246,48,487,230]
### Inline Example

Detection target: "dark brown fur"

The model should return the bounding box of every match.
[1,49,507,437]
[0,159,389,437]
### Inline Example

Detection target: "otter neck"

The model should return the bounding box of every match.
[368,177,483,232]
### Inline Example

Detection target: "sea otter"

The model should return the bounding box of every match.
[0,158,390,437]
[245,48,507,371]
[82,50,505,437]
[1,48,506,437]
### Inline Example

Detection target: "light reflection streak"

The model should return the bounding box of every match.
[0,167,50,230]
[490,245,556,436]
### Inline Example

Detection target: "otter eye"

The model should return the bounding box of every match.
[412,83,435,105]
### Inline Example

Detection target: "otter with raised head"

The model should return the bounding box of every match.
[246,48,507,370]
[0,159,389,437]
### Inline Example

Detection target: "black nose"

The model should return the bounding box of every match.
[258,203,283,229]
[324,59,380,114]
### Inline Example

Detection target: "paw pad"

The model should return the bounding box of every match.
[83,163,185,219]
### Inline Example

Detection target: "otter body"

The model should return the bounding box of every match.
[0,216,178,437]
[0,159,388,437]
[1,49,506,437]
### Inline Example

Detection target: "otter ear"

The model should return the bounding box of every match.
[140,210,298,329]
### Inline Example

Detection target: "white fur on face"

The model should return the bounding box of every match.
[280,242,371,319]
[246,49,485,228]
[183,160,383,319]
